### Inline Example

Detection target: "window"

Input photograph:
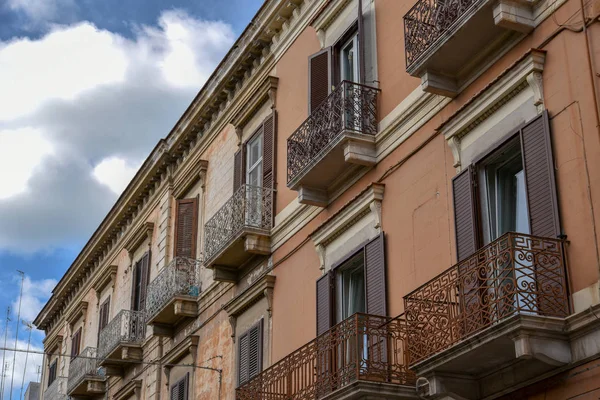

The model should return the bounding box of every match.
[238,320,263,386]
[70,328,81,360]
[478,137,530,245]
[246,132,263,188]
[316,234,386,335]
[47,360,57,387]
[170,373,189,400]
[336,251,365,323]
[131,252,150,312]
[452,112,560,261]
[338,33,359,83]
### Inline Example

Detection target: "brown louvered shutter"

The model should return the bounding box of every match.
[99,297,110,332]
[316,272,334,336]
[175,197,198,258]
[139,251,151,312]
[263,112,276,225]
[452,165,479,261]
[364,233,387,316]
[48,360,57,386]
[131,259,140,311]
[238,331,249,385]
[521,111,561,238]
[309,48,331,113]
[233,149,245,192]
[70,328,81,359]
[170,383,177,400]
[248,320,263,380]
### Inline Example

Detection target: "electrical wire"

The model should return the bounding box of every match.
[0,347,222,373]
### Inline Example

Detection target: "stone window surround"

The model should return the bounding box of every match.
[113,379,142,400]
[439,49,547,172]
[311,183,384,272]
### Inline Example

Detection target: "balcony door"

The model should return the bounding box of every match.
[245,131,263,227]
[339,34,359,84]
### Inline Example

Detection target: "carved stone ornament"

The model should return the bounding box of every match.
[526,71,545,113]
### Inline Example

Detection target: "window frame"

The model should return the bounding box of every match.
[47,359,57,387]
[246,130,264,188]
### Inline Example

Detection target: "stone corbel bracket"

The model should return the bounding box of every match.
[311,183,385,270]
[439,49,547,172]
[173,158,209,199]
[230,75,279,145]
[224,274,276,342]
[113,379,143,400]
[92,265,118,305]
[161,335,199,378]
[66,301,88,329]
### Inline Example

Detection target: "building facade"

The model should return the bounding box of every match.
[33,0,600,399]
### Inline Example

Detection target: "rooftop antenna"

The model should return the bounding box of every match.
[9,271,25,400]
[35,367,40,386]
[0,307,10,400]
[0,362,9,400]
[19,321,33,400]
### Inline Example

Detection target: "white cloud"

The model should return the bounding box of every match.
[93,156,141,194]
[0,337,44,399]
[0,23,128,120]
[7,0,77,27]
[11,276,57,322]
[0,10,234,253]
[0,128,54,199]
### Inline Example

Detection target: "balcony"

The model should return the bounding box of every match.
[287,81,380,207]
[44,377,67,400]
[404,0,537,96]
[67,347,106,397]
[204,185,273,281]
[97,310,145,374]
[145,257,201,335]
[236,313,417,400]
[404,232,570,399]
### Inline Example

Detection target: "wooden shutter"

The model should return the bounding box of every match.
[521,111,561,238]
[452,165,479,261]
[98,297,110,332]
[316,272,334,336]
[48,360,57,386]
[309,48,331,113]
[238,330,249,385]
[238,320,263,386]
[139,251,151,312]
[357,0,365,84]
[263,112,277,225]
[170,374,188,400]
[70,328,81,359]
[175,197,198,258]
[233,149,245,192]
[364,233,387,316]
[131,259,140,311]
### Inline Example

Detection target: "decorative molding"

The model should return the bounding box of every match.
[311,183,385,249]
[161,335,199,373]
[448,136,461,170]
[43,334,63,353]
[316,244,326,271]
[311,0,353,32]
[440,49,546,142]
[172,158,209,199]
[123,222,154,255]
[526,71,544,113]
[92,265,118,302]
[66,301,88,328]
[113,379,142,400]
[231,76,279,130]
[224,274,276,341]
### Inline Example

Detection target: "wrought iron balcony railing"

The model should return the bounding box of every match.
[236,313,415,400]
[98,309,146,361]
[44,376,67,400]
[286,81,380,185]
[404,232,569,365]
[404,0,485,68]
[145,257,202,320]
[67,347,104,394]
[204,184,274,263]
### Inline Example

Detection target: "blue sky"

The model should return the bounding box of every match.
[0,0,262,397]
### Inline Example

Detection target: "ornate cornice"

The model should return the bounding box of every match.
[92,265,117,300]
[161,335,199,370]
[231,76,279,129]
[173,159,208,199]
[43,333,63,353]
